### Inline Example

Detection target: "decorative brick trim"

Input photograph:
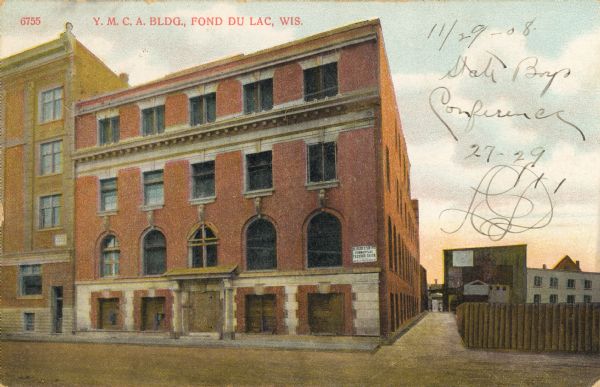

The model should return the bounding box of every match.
[296,284,353,335]
[132,289,173,332]
[90,291,125,330]
[234,286,286,334]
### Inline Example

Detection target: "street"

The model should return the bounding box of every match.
[2,313,599,386]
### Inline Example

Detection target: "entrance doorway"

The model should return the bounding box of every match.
[141,297,166,331]
[246,294,276,333]
[188,291,221,332]
[51,286,63,333]
[308,293,344,335]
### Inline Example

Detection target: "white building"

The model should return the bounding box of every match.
[527,255,600,304]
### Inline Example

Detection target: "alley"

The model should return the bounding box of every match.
[2,313,599,386]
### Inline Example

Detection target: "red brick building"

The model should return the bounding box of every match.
[73,19,420,339]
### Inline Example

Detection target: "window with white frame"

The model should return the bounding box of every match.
[567,279,575,289]
[550,277,558,288]
[143,171,164,206]
[191,161,215,199]
[533,276,542,287]
[99,116,120,145]
[142,105,165,135]
[101,235,120,277]
[566,295,575,304]
[19,265,42,296]
[307,142,336,183]
[549,294,558,304]
[40,140,62,175]
[533,294,541,304]
[39,194,61,228]
[100,178,117,212]
[190,93,216,126]
[40,87,63,122]
[584,279,592,290]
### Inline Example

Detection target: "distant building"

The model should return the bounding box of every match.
[428,280,444,312]
[443,245,527,311]
[527,255,600,304]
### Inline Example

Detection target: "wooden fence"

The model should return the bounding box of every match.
[456,303,600,353]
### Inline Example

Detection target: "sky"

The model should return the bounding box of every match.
[2,0,599,282]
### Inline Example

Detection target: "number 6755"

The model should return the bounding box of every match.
[20,17,41,25]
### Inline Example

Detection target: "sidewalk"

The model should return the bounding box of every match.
[2,330,381,352]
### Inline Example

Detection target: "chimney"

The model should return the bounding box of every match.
[119,73,129,84]
[542,264,547,270]
[576,260,580,269]
[434,278,438,285]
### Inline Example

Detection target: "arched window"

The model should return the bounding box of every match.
[101,235,119,277]
[143,230,166,275]
[246,219,277,270]
[307,212,342,268]
[189,224,218,268]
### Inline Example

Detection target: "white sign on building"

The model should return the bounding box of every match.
[453,250,473,267]
[54,234,67,247]
[352,246,377,263]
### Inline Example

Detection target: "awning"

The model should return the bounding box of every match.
[164,265,238,280]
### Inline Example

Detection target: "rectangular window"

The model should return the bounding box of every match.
[99,116,120,145]
[584,280,592,290]
[100,178,118,212]
[143,170,164,206]
[385,147,390,191]
[20,265,42,296]
[533,294,541,304]
[39,194,60,228]
[534,276,542,287]
[40,87,63,122]
[244,79,273,114]
[142,106,165,136]
[24,313,35,331]
[550,277,558,288]
[307,142,336,183]
[549,294,558,304]
[190,93,216,126]
[40,140,62,175]
[566,295,575,304]
[567,279,575,289]
[246,151,272,191]
[584,295,592,303]
[192,161,215,198]
[304,63,338,101]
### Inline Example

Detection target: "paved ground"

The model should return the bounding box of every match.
[2,313,599,386]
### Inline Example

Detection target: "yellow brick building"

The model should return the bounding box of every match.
[0,23,128,335]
